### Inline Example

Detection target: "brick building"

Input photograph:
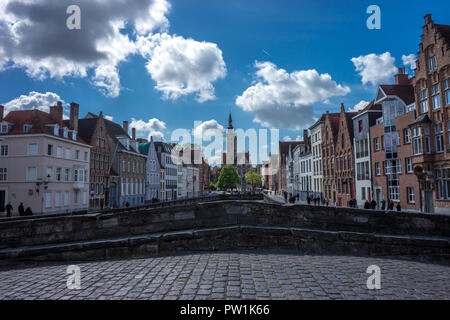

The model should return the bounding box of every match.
[409,14,450,214]
[76,111,111,209]
[322,111,340,205]
[370,76,421,212]
[335,104,357,207]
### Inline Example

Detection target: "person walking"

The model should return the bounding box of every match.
[388,200,394,211]
[370,199,377,210]
[381,199,386,210]
[364,200,371,209]
[396,203,401,212]
[24,207,32,216]
[5,202,13,217]
[18,203,25,216]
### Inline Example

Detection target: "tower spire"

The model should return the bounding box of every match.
[228,111,233,129]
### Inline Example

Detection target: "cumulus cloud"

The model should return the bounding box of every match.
[351,52,397,86]
[148,131,164,141]
[402,54,417,70]
[193,119,224,139]
[2,91,64,114]
[349,100,370,112]
[104,115,114,121]
[137,33,227,102]
[0,0,170,97]
[130,117,166,141]
[235,61,350,129]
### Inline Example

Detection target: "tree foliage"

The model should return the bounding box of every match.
[245,168,262,189]
[217,165,240,189]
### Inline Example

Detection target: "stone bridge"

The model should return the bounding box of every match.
[0,195,449,266]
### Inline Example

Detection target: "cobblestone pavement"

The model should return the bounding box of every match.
[0,252,449,300]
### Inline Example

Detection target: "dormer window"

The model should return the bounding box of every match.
[71,130,77,140]
[63,127,68,138]
[1,124,9,133]
[54,124,59,136]
[23,124,32,133]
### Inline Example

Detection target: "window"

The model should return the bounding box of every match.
[1,124,9,133]
[0,144,8,156]
[46,167,52,180]
[83,191,87,204]
[428,56,437,73]
[23,124,32,133]
[425,135,431,154]
[45,193,52,209]
[361,187,366,200]
[375,162,381,176]
[388,186,400,201]
[374,138,380,151]
[56,168,62,181]
[358,120,363,133]
[27,167,37,181]
[435,123,444,153]
[403,128,411,144]
[47,144,53,156]
[435,169,450,200]
[28,143,38,155]
[0,168,7,181]
[55,192,61,207]
[412,127,422,155]
[65,168,70,182]
[74,191,79,204]
[84,152,88,161]
[57,146,62,158]
[64,192,69,206]
[75,150,80,160]
[407,187,415,203]
[419,89,428,114]
[444,78,450,106]
[431,84,440,110]
[65,148,71,159]
[406,158,413,173]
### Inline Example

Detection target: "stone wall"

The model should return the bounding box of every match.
[0,199,449,265]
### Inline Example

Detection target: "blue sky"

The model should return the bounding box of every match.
[0,0,449,163]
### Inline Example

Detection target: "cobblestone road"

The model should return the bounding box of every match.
[0,252,449,300]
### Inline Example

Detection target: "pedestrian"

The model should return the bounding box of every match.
[396,203,401,212]
[283,191,288,203]
[5,202,13,217]
[18,202,25,216]
[370,199,377,210]
[364,200,371,209]
[307,196,311,205]
[388,200,394,211]
[24,207,32,216]
[381,199,386,210]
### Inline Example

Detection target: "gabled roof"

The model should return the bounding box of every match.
[436,24,450,44]
[309,113,326,130]
[65,117,98,144]
[379,85,415,105]
[1,109,86,144]
[410,113,432,126]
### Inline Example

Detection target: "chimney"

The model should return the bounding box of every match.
[395,67,409,85]
[424,14,432,25]
[132,127,136,140]
[303,129,308,141]
[123,121,129,135]
[50,101,63,125]
[0,105,4,121]
[340,103,345,113]
[69,102,79,131]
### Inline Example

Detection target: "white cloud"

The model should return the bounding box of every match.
[137,33,227,103]
[349,100,370,112]
[235,61,350,129]
[351,52,397,86]
[148,131,164,141]
[0,0,170,97]
[130,117,166,132]
[283,136,292,142]
[2,91,64,114]
[402,54,417,70]
[193,119,224,139]
[104,115,114,121]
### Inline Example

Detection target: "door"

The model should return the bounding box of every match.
[376,188,381,210]
[0,190,5,212]
[425,191,434,213]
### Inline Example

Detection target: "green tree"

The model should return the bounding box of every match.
[245,168,262,190]
[217,165,240,189]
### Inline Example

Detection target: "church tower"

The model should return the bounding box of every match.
[226,112,236,165]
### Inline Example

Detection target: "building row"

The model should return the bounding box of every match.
[0,105,210,215]
[268,15,450,214]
